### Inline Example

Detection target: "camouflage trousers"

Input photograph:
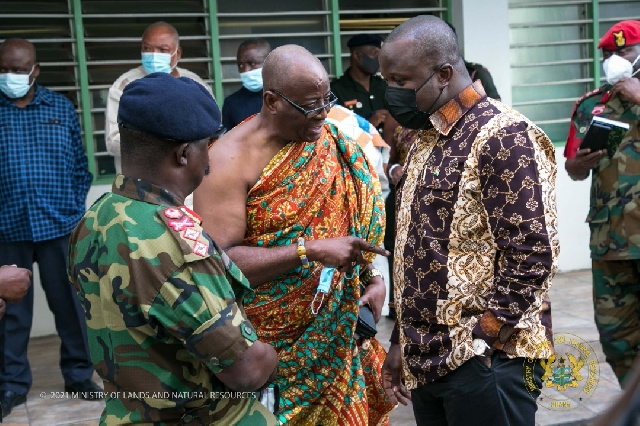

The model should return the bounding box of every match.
[592,259,640,387]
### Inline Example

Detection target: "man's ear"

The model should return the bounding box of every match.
[176,142,189,165]
[263,91,279,115]
[32,63,40,80]
[438,63,454,84]
[175,46,183,61]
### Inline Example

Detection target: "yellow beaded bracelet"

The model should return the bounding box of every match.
[297,237,309,268]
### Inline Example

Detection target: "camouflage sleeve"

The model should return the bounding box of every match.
[151,206,259,374]
[145,257,258,374]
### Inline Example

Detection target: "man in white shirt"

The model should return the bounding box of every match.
[105,21,214,173]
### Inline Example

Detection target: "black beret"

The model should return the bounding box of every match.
[347,33,383,48]
[118,72,221,142]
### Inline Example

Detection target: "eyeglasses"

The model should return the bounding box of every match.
[269,89,338,118]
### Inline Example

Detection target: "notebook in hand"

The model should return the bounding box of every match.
[579,115,630,154]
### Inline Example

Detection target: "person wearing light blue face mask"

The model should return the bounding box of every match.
[0,64,35,100]
[141,48,179,74]
[0,40,39,106]
[221,38,271,130]
[0,39,102,419]
[105,21,214,174]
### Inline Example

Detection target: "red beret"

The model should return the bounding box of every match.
[598,20,640,51]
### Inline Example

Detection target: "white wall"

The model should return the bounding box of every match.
[453,0,512,106]
[555,152,592,272]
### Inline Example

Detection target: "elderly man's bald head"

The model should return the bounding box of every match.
[262,45,328,92]
[142,21,180,46]
[0,38,36,63]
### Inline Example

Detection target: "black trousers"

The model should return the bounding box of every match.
[0,236,94,394]
[411,352,543,426]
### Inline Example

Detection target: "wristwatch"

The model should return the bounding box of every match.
[472,338,491,357]
[361,268,383,286]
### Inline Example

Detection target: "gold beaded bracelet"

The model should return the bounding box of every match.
[361,268,383,286]
[297,237,309,269]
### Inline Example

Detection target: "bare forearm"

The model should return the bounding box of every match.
[225,237,389,288]
[225,245,301,288]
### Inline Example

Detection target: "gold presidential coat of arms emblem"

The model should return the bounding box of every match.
[525,332,600,411]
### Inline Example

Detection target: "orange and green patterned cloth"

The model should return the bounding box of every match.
[243,121,393,425]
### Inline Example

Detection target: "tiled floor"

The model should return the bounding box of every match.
[2,269,624,425]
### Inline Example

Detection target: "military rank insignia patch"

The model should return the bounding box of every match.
[193,241,208,256]
[183,228,200,241]
[168,216,194,232]
[164,207,183,219]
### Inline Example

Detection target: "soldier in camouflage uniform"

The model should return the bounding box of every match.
[565,20,640,386]
[68,72,278,425]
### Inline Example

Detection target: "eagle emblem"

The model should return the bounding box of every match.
[614,30,626,47]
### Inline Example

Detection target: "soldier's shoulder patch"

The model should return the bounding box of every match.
[157,206,212,261]
[575,86,609,106]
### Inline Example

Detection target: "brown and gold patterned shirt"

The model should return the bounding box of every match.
[391,82,559,389]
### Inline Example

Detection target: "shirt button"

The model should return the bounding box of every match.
[182,414,194,423]
[370,95,374,99]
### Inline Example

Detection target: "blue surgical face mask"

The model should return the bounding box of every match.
[240,67,263,92]
[0,65,35,99]
[141,50,177,74]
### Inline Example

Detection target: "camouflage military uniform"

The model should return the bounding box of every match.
[68,175,275,425]
[566,85,640,385]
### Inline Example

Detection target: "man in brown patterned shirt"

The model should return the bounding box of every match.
[379,15,559,426]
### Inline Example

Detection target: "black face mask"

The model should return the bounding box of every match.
[360,53,380,75]
[384,68,443,130]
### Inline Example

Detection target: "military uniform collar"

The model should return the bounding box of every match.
[112,174,182,207]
